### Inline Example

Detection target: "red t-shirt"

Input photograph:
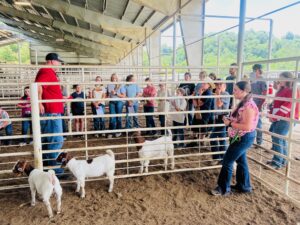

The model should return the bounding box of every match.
[35,68,63,114]
[143,85,157,107]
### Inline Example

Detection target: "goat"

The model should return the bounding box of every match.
[12,161,62,218]
[56,150,115,198]
[132,129,175,173]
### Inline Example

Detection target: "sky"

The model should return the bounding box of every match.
[205,0,300,37]
[161,0,300,46]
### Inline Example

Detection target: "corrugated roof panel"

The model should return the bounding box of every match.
[102,29,115,37]
[70,0,86,8]
[121,1,141,23]
[105,0,127,19]
[87,0,104,13]
[134,7,153,26]
[77,19,90,29]
[61,13,77,26]
[146,11,166,29]
[46,7,64,22]
[90,24,102,33]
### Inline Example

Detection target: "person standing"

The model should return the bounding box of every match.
[35,52,64,174]
[250,64,267,147]
[226,63,238,108]
[124,74,142,129]
[70,84,85,135]
[90,76,106,137]
[157,82,170,135]
[170,88,187,148]
[107,73,126,138]
[143,78,157,135]
[178,72,195,126]
[210,79,230,162]
[17,86,32,145]
[211,81,259,196]
[268,71,299,170]
[0,106,13,145]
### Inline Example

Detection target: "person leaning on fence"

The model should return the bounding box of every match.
[209,79,230,162]
[250,64,267,147]
[178,72,195,126]
[124,74,142,129]
[157,81,171,135]
[90,76,107,137]
[211,81,259,196]
[0,106,13,145]
[107,73,126,139]
[17,86,32,146]
[226,63,238,109]
[190,77,215,146]
[169,88,187,148]
[35,52,64,174]
[267,71,300,170]
[70,84,85,136]
[143,77,157,136]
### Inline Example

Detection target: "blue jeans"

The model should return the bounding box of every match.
[92,104,106,131]
[186,101,194,126]
[144,105,156,133]
[269,120,289,168]
[41,114,64,174]
[172,121,184,147]
[0,124,13,145]
[22,115,32,143]
[159,115,166,134]
[125,103,139,128]
[256,116,262,145]
[109,101,124,130]
[217,131,256,194]
[210,124,227,160]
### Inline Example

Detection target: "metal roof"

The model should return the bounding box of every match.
[0,0,183,64]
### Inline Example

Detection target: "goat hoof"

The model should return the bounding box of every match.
[31,203,35,207]
[57,211,61,214]
[80,195,85,199]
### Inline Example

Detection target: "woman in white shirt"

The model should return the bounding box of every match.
[170,88,187,148]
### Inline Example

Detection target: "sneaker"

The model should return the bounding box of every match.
[115,133,122,138]
[211,187,230,196]
[94,134,99,138]
[107,134,113,139]
[19,142,26,147]
[29,141,33,145]
[101,134,106,137]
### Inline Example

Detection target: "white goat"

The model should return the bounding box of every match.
[12,161,62,218]
[56,150,115,198]
[133,129,175,173]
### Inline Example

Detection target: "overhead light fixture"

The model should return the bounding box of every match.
[14,0,32,6]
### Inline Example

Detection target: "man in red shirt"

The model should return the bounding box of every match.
[35,53,64,174]
[143,77,157,135]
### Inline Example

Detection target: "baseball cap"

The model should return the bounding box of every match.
[45,53,64,62]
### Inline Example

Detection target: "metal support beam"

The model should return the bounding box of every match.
[200,0,205,67]
[267,19,273,71]
[172,15,176,80]
[31,0,151,42]
[237,0,247,80]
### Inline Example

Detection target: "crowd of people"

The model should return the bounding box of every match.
[1,53,299,190]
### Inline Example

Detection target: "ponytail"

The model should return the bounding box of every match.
[232,93,252,118]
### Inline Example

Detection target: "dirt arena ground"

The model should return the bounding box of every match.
[0,169,299,225]
[0,110,299,225]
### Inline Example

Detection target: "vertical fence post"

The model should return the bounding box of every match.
[285,60,299,195]
[30,83,43,170]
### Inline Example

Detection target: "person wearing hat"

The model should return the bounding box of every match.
[190,77,215,145]
[35,52,64,174]
[250,64,267,147]
[210,79,230,163]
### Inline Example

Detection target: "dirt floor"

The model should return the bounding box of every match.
[0,169,299,225]
[0,110,300,225]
